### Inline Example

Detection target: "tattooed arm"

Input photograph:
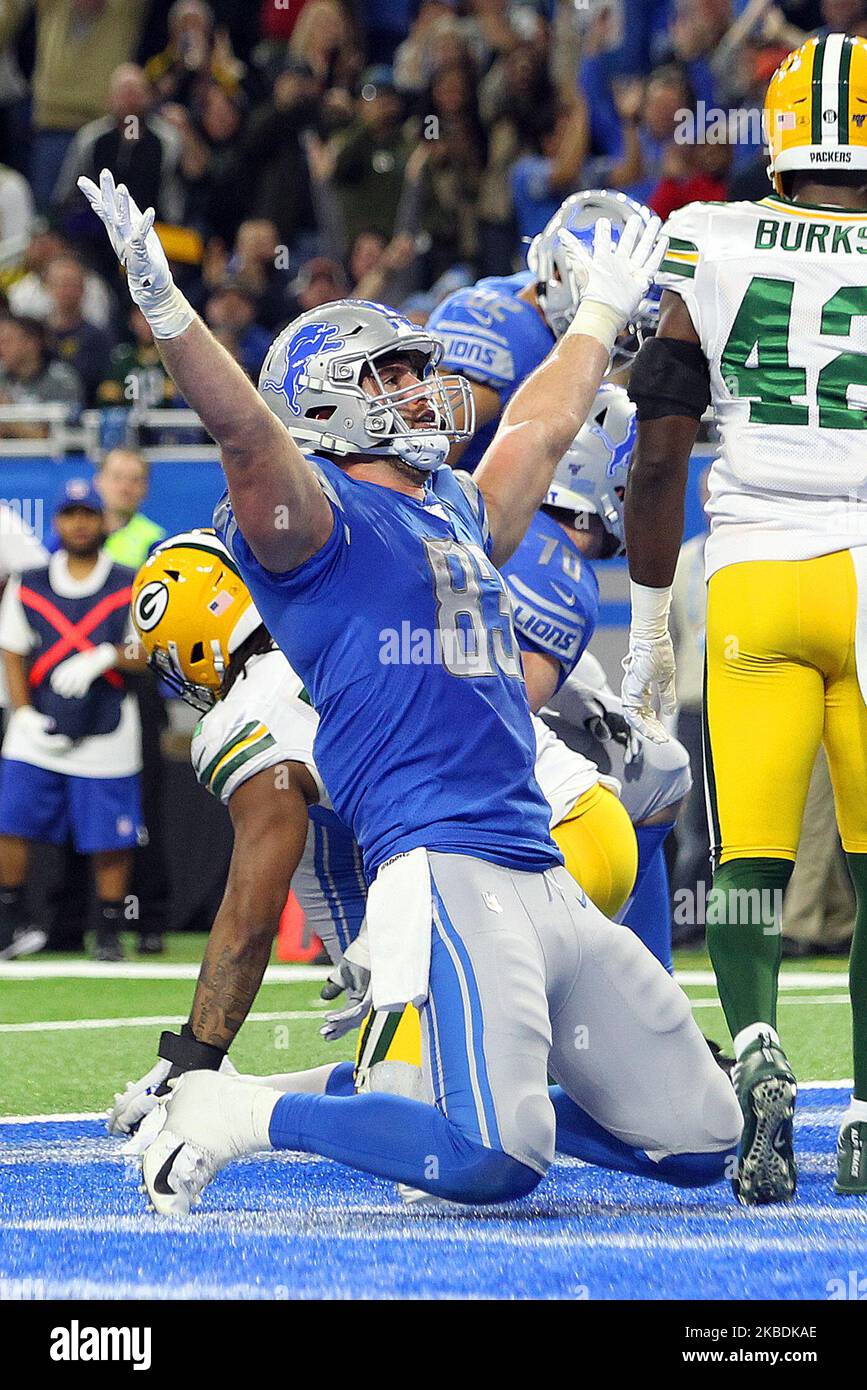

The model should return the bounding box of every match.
[188,762,317,1049]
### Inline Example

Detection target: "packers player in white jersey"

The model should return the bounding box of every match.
[621,32,867,1204]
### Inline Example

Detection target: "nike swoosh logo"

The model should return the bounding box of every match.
[550,584,577,607]
[153,1142,184,1195]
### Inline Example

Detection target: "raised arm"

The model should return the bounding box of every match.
[620,289,711,740]
[79,171,332,573]
[474,214,665,568]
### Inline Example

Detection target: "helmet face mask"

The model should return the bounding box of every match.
[527,190,660,355]
[131,530,261,712]
[259,300,475,470]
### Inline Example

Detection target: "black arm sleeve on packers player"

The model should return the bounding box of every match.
[628,337,711,422]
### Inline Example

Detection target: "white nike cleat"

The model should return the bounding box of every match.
[397,1183,454,1210]
[141,1071,274,1216]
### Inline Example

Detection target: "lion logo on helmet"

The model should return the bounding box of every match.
[261,321,345,416]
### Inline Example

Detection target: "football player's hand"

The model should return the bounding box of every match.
[108,1052,238,1138]
[562,212,666,332]
[78,169,171,297]
[13,706,72,756]
[621,633,676,743]
[107,1057,171,1136]
[50,643,116,699]
[78,169,193,338]
[320,953,371,1005]
[320,984,372,1042]
[583,699,642,765]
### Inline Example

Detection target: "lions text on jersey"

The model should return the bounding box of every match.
[501,511,599,691]
[216,457,560,880]
[427,272,554,469]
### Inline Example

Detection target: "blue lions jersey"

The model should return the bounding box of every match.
[501,511,599,692]
[427,272,554,470]
[216,457,560,881]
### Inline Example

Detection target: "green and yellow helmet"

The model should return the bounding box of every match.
[765,33,867,195]
[130,529,261,710]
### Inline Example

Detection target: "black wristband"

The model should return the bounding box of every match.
[158,1026,226,1075]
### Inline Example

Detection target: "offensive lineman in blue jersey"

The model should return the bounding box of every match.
[433,192,685,970]
[502,383,692,971]
[81,168,740,1213]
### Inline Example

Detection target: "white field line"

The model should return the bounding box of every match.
[691,993,850,1010]
[0,961,331,982]
[0,1009,322,1035]
[0,963,849,987]
[0,1081,853,1124]
[4,1211,866,1256]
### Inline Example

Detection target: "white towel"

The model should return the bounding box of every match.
[367,847,432,1013]
[851,547,867,707]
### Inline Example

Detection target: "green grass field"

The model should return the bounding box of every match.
[0,937,854,1117]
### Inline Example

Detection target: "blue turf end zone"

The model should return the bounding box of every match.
[1,1088,865,1300]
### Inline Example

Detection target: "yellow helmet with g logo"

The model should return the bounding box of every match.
[765,33,867,195]
[131,529,262,710]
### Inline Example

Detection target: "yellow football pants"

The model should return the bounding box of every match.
[354,782,639,1083]
[705,551,867,864]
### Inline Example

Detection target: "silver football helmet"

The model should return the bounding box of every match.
[545,384,636,556]
[258,299,474,470]
[526,189,661,364]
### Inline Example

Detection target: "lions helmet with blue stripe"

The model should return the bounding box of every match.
[526,189,661,364]
[545,384,636,556]
[258,299,474,471]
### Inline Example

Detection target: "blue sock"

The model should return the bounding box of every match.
[268,1089,541,1205]
[324,1061,356,1096]
[621,825,674,972]
[550,1087,732,1187]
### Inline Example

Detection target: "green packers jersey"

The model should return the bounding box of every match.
[657,197,867,578]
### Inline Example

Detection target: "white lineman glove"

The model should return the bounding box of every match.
[320,927,373,1040]
[12,705,72,756]
[108,1052,238,1142]
[320,983,373,1042]
[78,169,195,339]
[50,642,117,699]
[564,213,666,354]
[621,580,676,743]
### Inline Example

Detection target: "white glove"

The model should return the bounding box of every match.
[12,705,72,756]
[77,169,195,339]
[320,925,371,1003]
[320,977,373,1042]
[621,580,676,743]
[50,642,116,699]
[108,1052,238,1139]
[564,213,666,353]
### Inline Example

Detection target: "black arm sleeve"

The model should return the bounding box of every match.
[627,336,711,422]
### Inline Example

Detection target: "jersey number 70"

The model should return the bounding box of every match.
[720,274,867,428]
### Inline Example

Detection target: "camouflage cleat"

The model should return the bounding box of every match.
[835,1120,867,1195]
[731,1033,797,1206]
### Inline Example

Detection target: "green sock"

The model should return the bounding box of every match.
[845,853,867,1102]
[705,857,794,1041]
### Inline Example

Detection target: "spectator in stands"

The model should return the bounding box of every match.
[145,0,244,107]
[817,0,867,38]
[44,256,113,406]
[165,81,248,243]
[0,316,83,430]
[203,280,271,378]
[220,219,293,330]
[0,160,34,249]
[9,228,113,330]
[392,1,466,94]
[0,478,145,961]
[509,91,590,242]
[94,447,166,567]
[97,305,180,410]
[409,60,488,277]
[27,0,149,210]
[289,0,360,92]
[0,1,30,175]
[53,64,183,225]
[286,255,347,317]
[648,137,732,220]
[237,58,319,257]
[330,66,413,248]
